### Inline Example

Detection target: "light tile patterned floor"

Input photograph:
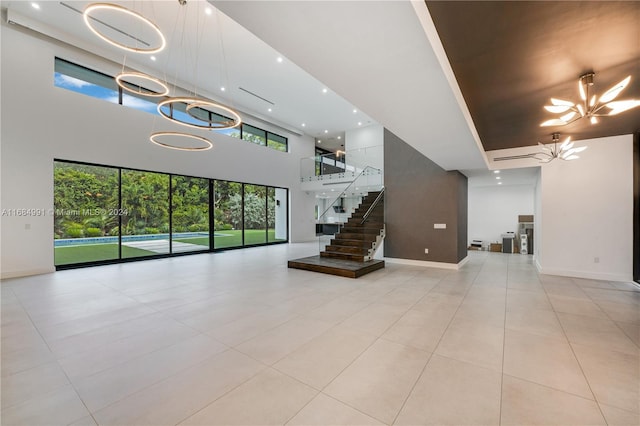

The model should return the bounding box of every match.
[1,244,639,425]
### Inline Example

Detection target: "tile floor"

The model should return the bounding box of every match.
[1,243,639,425]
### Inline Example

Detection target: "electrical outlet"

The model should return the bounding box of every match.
[424,248,429,254]
[594,257,600,263]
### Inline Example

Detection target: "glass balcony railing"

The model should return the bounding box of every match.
[300,145,383,182]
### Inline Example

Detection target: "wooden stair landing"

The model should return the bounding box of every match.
[288,255,385,278]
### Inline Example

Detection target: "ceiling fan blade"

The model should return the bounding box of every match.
[563,155,580,161]
[599,75,631,103]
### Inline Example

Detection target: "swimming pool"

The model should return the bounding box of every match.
[54,232,219,247]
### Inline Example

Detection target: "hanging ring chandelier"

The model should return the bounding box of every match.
[541,73,640,127]
[185,103,241,128]
[157,97,242,130]
[149,132,212,151]
[83,3,166,54]
[115,72,169,97]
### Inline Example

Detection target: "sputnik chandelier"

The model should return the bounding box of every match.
[532,133,586,163]
[83,1,241,151]
[494,133,586,164]
[541,73,640,127]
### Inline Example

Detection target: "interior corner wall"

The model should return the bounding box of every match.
[383,129,467,264]
[467,184,535,246]
[456,172,468,262]
[533,168,542,270]
[539,134,633,282]
[0,23,316,278]
[633,131,639,282]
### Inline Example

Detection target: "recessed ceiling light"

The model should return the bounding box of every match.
[301,123,306,127]
[353,109,357,114]
[31,2,40,9]
[357,122,362,126]
[150,55,157,61]
[205,7,212,15]
[322,88,328,94]
[220,87,225,91]
[268,108,272,112]
[494,170,500,174]
[277,57,283,63]
[318,140,322,143]
[498,182,503,185]
[496,176,501,180]
[331,189,335,191]
[337,136,341,140]
[324,130,328,134]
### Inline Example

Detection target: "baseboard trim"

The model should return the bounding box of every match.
[533,257,542,273]
[539,267,632,282]
[384,256,468,270]
[1,267,56,280]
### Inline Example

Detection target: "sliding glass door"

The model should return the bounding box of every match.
[172,176,210,253]
[213,180,243,249]
[244,184,267,246]
[121,170,169,258]
[53,162,120,265]
[54,160,289,267]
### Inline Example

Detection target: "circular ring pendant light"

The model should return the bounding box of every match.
[157,97,242,130]
[83,3,166,54]
[149,132,212,151]
[115,72,169,97]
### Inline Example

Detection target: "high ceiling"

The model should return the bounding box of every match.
[426,1,640,152]
[212,0,488,171]
[7,0,635,180]
[2,0,375,152]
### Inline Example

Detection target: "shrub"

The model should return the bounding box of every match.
[188,223,208,232]
[220,224,233,231]
[144,227,160,234]
[84,227,102,237]
[109,227,119,236]
[65,227,84,238]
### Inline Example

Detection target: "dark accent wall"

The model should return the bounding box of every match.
[457,172,469,262]
[383,129,468,264]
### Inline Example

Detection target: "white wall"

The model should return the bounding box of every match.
[345,124,383,171]
[274,188,287,240]
[468,184,534,246]
[0,23,316,278]
[539,134,633,282]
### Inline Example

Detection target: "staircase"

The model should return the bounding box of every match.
[288,189,386,278]
[321,191,385,262]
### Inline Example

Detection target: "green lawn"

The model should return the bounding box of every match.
[215,229,285,248]
[177,229,285,249]
[54,244,154,265]
[55,229,287,265]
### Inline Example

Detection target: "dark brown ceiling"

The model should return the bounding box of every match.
[426,1,640,152]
